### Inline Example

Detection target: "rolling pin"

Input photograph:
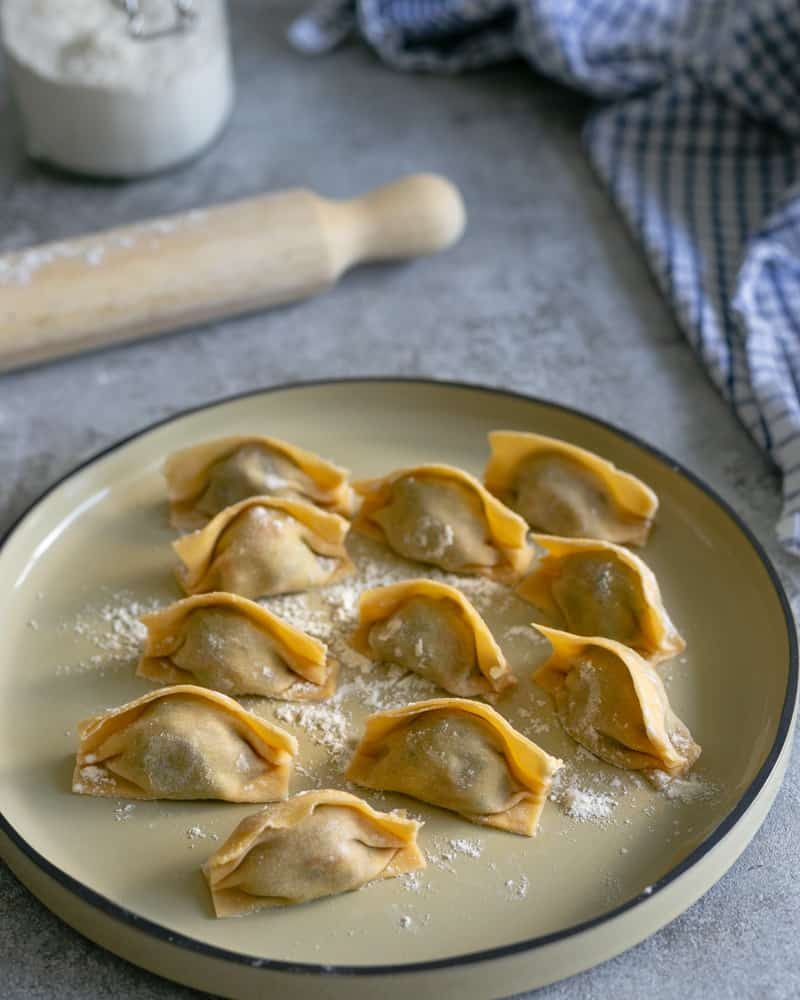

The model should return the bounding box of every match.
[0,173,466,371]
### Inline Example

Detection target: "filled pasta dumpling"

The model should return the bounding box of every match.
[532,625,700,780]
[517,535,684,664]
[73,685,298,802]
[173,496,353,599]
[138,592,338,700]
[165,434,355,528]
[203,789,425,916]
[346,698,562,835]
[350,579,516,697]
[353,464,534,582]
[484,430,658,545]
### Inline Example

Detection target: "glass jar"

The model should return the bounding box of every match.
[0,0,235,177]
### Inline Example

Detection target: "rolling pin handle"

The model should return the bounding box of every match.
[318,173,467,276]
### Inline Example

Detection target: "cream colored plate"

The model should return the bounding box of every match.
[1,379,796,999]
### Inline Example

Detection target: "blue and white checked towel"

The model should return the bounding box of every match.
[291,0,800,553]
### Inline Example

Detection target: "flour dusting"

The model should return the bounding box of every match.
[57,590,162,675]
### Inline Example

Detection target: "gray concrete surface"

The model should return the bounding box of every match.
[1,2,797,998]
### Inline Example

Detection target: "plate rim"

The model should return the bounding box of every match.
[1,375,796,978]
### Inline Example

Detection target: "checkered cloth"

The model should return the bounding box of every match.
[290,0,800,553]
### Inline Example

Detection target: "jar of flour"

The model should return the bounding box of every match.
[0,0,234,177]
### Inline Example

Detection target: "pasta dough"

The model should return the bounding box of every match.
[517,535,684,663]
[137,592,338,700]
[203,789,425,916]
[353,464,534,582]
[533,625,700,779]
[72,685,297,802]
[484,430,658,544]
[351,579,516,696]
[164,434,355,528]
[172,496,353,599]
[346,698,562,835]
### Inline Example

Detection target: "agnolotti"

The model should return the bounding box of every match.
[351,579,516,697]
[532,626,700,781]
[164,434,356,528]
[172,496,353,599]
[353,463,534,582]
[72,685,297,802]
[346,698,562,836]
[203,789,425,916]
[517,535,684,664]
[137,592,338,700]
[484,430,658,545]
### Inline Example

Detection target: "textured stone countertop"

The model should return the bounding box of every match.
[1,3,798,998]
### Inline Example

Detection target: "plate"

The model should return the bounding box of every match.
[1,378,796,999]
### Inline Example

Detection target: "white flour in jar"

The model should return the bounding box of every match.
[0,0,234,176]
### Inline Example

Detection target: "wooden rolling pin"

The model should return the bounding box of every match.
[0,173,466,371]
